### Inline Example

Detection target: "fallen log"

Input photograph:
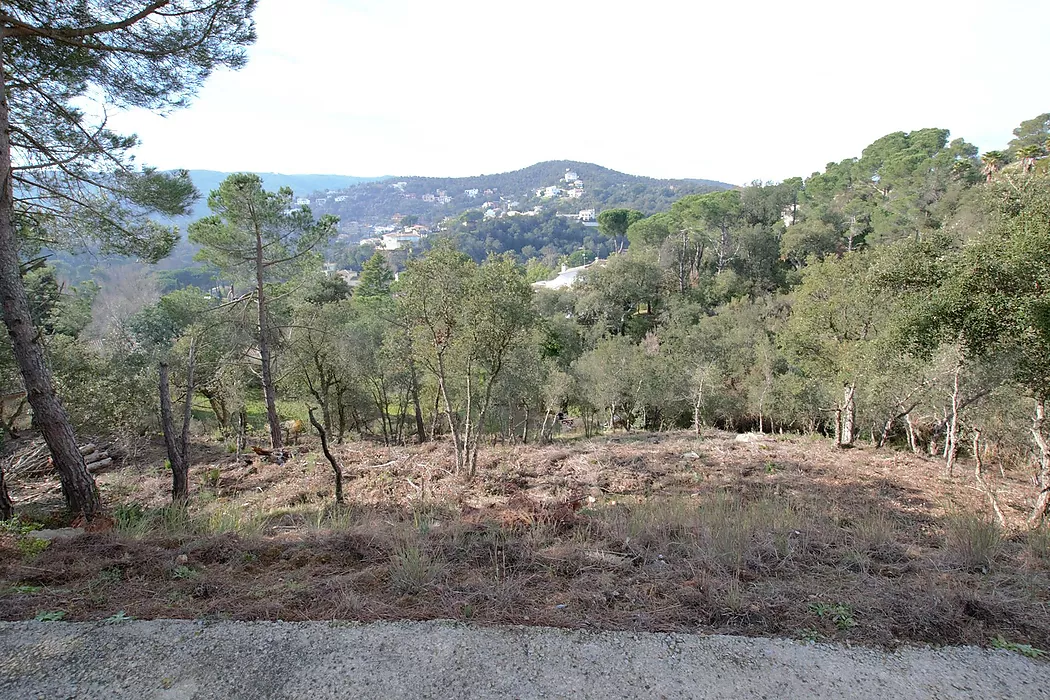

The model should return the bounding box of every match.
[85,457,113,473]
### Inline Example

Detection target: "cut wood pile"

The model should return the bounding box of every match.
[4,440,116,480]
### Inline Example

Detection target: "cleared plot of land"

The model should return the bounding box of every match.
[2,431,1049,651]
[0,619,1046,700]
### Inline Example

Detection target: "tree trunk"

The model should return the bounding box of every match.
[436,352,463,471]
[904,413,919,454]
[235,406,247,458]
[254,225,282,449]
[159,362,189,502]
[946,363,962,476]
[1029,399,1050,527]
[0,52,99,518]
[335,385,347,443]
[540,409,553,444]
[717,224,730,273]
[877,414,895,449]
[839,384,856,446]
[180,338,197,467]
[409,358,426,443]
[428,389,440,440]
[972,426,1006,526]
[308,406,343,504]
[0,459,13,519]
[200,388,229,434]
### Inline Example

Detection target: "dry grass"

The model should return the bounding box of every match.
[2,430,1049,650]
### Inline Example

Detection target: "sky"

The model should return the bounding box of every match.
[109,0,1050,186]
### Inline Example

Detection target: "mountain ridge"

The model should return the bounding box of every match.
[296,160,734,228]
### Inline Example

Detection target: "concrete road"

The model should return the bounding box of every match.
[0,620,1045,699]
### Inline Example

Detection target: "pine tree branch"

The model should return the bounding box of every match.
[2,2,170,40]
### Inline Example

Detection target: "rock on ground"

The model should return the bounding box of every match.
[0,620,1045,699]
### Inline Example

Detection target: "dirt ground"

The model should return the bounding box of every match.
[2,429,1049,652]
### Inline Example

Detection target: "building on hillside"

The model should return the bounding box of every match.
[564,169,579,182]
[567,189,583,199]
[337,269,360,287]
[422,193,436,202]
[334,195,347,202]
[382,231,422,250]
[531,259,601,291]
[542,186,562,198]
[578,209,596,222]
[436,195,453,204]
[296,198,310,205]
[464,188,479,198]
[484,209,498,219]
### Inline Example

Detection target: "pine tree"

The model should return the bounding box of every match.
[0,2,256,516]
[189,174,337,448]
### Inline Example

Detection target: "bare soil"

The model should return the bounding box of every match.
[2,430,1049,651]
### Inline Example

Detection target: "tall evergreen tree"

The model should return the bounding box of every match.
[189,174,337,448]
[0,2,256,516]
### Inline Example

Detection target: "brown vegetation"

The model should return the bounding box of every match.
[2,430,1049,650]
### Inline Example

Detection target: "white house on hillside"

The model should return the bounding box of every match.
[381,231,422,250]
[532,259,601,290]
[564,169,579,182]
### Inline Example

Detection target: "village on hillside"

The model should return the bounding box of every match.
[315,167,607,287]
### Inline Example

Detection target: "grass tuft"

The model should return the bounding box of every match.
[389,543,446,595]
[945,514,1002,571]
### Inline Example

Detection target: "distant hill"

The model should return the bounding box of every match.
[182,170,385,220]
[306,161,733,228]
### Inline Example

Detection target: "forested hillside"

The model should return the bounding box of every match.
[14,112,1050,525]
[310,160,731,226]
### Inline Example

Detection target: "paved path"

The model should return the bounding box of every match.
[0,620,1045,699]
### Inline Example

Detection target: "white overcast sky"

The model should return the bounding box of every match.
[109,0,1050,185]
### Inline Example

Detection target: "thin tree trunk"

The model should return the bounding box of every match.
[254,222,282,449]
[877,414,895,449]
[436,352,463,470]
[0,459,13,519]
[540,408,552,444]
[428,389,440,440]
[905,413,919,454]
[180,338,197,467]
[946,363,962,476]
[841,384,856,446]
[236,406,248,457]
[159,362,189,502]
[409,358,426,443]
[522,403,530,445]
[308,406,343,504]
[1029,399,1050,527]
[972,426,1006,527]
[0,51,98,517]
